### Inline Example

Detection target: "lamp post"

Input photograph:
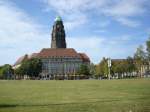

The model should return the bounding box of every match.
[108,58,111,80]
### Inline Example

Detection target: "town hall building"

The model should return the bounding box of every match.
[13,17,90,79]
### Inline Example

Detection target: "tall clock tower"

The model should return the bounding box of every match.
[51,16,66,48]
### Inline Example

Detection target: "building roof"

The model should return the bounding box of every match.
[28,53,38,59]
[38,48,81,58]
[14,48,90,67]
[14,54,28,66]
[79,53,90,62]
[14,53,38,66]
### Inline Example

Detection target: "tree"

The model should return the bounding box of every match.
[95,57,109,78]
[134,45,146,77]
[123,57,137,78]
[126,56,136,73]
[89,63,96,77]
[78,64,90,76]
[0,64,14,79]
[145,37,150,74]
[146,38,150,60]
[29,58,42,77]
[111,60,125,78]
[111,57,137,79]
[134,45,146,61]
[0,66,3,78]
[15,58,42,78]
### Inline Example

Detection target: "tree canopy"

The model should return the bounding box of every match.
[0,64,14,79]
[78,64,90,76]
[146,38,150,60]
[15,58,42,77]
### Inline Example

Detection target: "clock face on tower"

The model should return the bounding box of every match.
[56,25,60,28]
[56,25,61,31]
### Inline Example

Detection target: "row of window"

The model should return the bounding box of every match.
[42,57,81,62]
[42,63,80,74]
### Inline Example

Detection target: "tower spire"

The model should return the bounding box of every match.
[51,16,66,48]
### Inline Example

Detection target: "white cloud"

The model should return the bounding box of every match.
[67,36,104,63]
[116,18,140,27]
[103,0,146,17]
[146,28,150,35]
[64,13,88,31]
[44,0,106,14]
[0,1,49,65]
[43,0,148,28]
[102,0,146,27]
[43,0,107,30]
[99,21,110,28]
[67,36,138,64]
[0,0,148,65]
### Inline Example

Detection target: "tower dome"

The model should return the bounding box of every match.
[55,16,62,22]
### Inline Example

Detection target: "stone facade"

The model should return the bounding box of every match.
[37,48,90,79]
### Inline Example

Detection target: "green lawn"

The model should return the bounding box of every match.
[0,78,150,112]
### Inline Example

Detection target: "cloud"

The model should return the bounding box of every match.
[146,28,150,35]
[42,0,107,30]
[67,35,138,64]
[67,36,104,63]
[43,0,148,28]
[64,13,88,31]
[43,0,106,14]
[103,0,146,17]
[102,0,147,27]
[0,1,49,65]
[116,18,140,27]
[0,0,148,65]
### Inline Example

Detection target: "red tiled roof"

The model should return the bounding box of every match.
[14,48,90,66]
[14,53,38,66]
[37,48,81,58]
[14,54,28,66]
[79,53,90,62]
[28,53,38,59]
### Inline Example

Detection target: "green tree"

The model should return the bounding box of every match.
[89,63,96,77]
[112,57,137,78]
[95,57,108,78]
[15,58,42,78]
[146,38,150,60]
[134,45,146,77]
[78,64,90,76]
[146,37,150,73]
[126,56,136,73]
[111,60,125,78]
[0,66,3,78]
[134,45,146,61]
[0,64,14,79]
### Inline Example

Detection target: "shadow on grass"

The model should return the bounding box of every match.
[0,104,17,108]
[0,97,148,108]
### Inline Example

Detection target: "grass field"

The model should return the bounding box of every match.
[0,78,150,112]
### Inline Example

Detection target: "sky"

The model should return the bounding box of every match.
[0,0,150,65]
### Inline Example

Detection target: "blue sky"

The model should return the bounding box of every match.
[0,0,150,65]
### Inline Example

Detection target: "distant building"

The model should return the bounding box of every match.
[13,16,90,79]
[111,59,149,78]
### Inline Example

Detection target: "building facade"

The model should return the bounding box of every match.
[14,17,90,79]
[38,17,90,79]
[38,48,89,79]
